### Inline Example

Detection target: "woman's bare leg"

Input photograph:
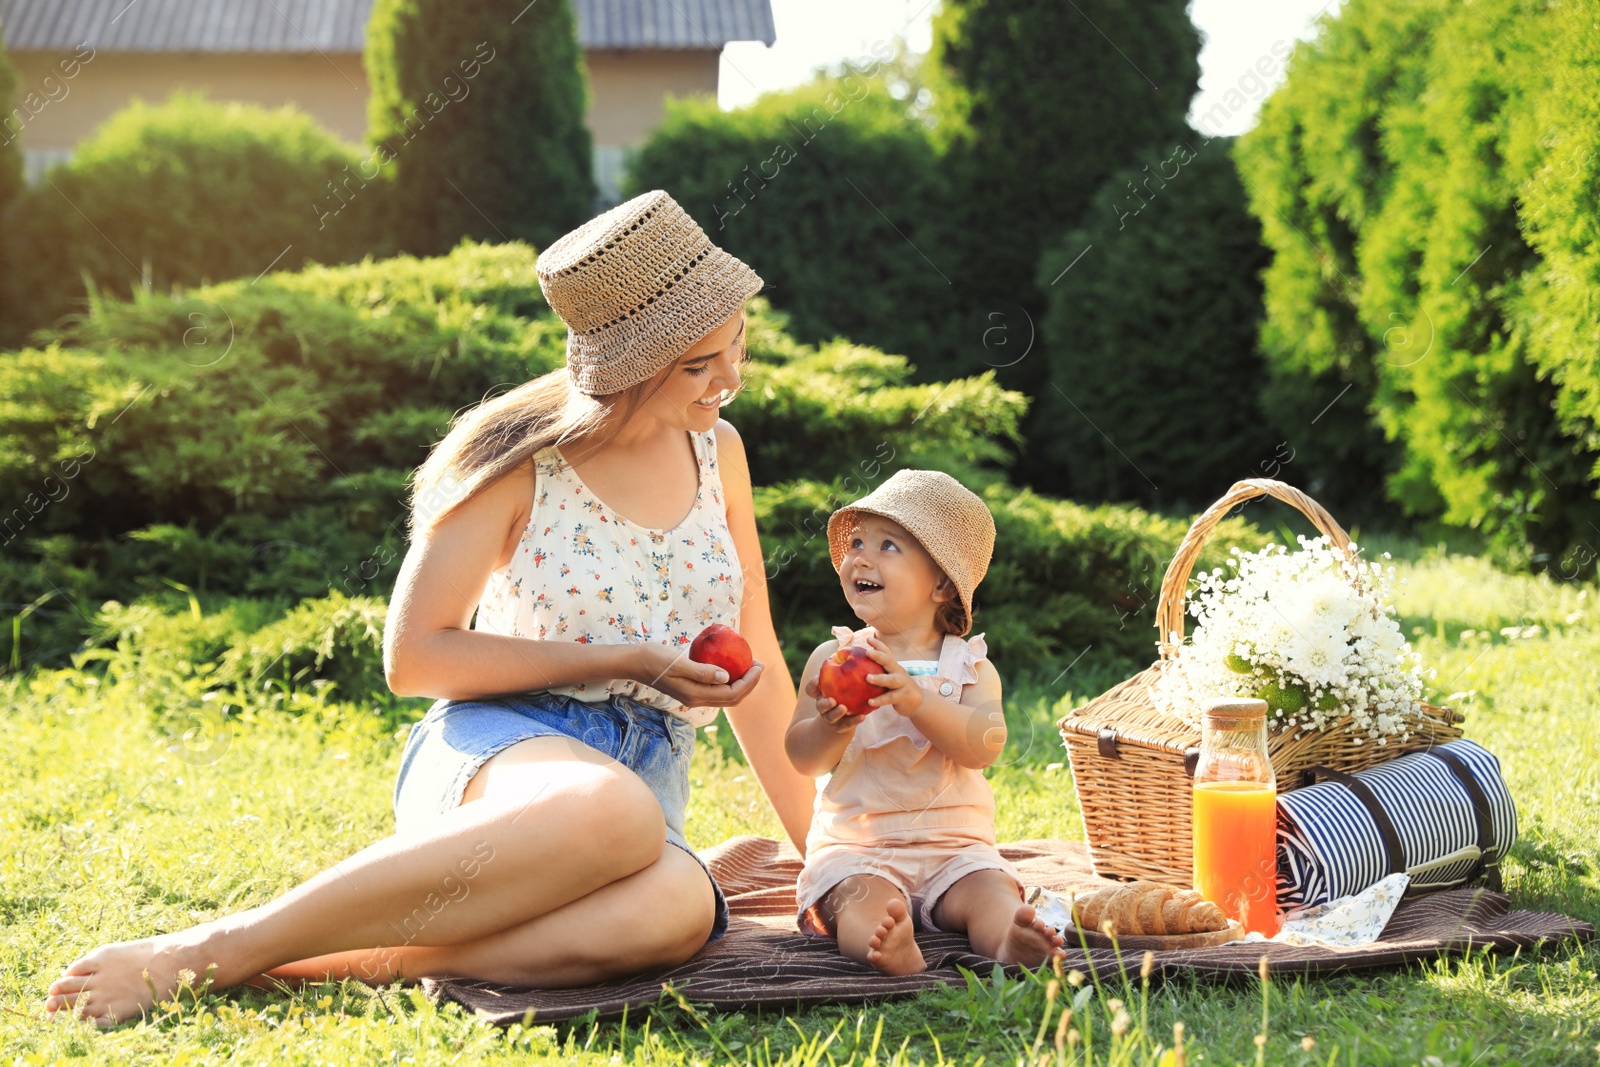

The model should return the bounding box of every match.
[44,735,668,1026]
[256,843,716,989]
[256,737,722,988]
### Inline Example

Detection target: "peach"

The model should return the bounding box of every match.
[818,644,888,716]
[689,623,754,680]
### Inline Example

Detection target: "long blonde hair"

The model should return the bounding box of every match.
[409,314,748,535]
[407,366,658,536]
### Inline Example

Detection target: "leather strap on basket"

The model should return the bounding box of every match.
[1156,479,1355,659]
[1302,765,1407,876]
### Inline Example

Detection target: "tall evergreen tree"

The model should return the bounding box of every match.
[365,0,594,255]
[0,17,22,215]
[924,0,1201,489]
[1033,140,1275,511]
[1521,0,1600,478]
[0,18,30,347]
[1236,0,1600,569]
[925,0,1201,331]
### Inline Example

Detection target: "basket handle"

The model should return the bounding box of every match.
[1155,479,1352,658]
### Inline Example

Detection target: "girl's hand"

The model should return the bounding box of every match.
[633,643,765,708]
[802,674,861,734]
[859,633,925,718]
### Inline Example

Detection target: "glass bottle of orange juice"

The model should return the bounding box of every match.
[1191,696,1280,936]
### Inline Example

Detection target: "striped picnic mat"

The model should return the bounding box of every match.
[423,836,1592,1025]
[1278,740,1518,906]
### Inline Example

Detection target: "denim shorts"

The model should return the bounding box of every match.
[392,690,729,944]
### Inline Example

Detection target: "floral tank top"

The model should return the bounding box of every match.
[473,428,743,727]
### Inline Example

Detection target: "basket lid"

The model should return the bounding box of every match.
[1056,665,1199,757]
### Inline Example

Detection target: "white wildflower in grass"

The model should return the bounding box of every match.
[1152,536,1428,739]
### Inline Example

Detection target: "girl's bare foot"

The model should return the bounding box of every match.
[864,898,926,976]
[43,924,243,1027]
[994,903,1065,968]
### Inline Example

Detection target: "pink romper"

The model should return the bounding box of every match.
[795,626,1024,934]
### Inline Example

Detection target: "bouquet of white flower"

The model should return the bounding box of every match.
[1152,535,1434,743]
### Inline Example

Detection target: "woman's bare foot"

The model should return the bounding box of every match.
[994,904,1065,968]
[864,898,926,976]
[43,924,245,1027]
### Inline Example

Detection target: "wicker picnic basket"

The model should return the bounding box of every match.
[1056,479,1465,885]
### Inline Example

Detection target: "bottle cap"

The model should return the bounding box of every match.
[1200,696,1269,720]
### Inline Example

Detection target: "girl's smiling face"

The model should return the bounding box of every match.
[839,515,956,631]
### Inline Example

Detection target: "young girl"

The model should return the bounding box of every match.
[785,469,1064,975]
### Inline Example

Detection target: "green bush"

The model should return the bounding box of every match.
[756,478,1272,677]
[75,592,411,736]
[0,93,391,345]
[627,76,961,374]
[90,594,284,679]
[366,0,592,255]
[732,332,1028,490]
[1032,140,1276,511]
[0,241,559,666]
[1235,0,1600,570]
[15,240,560,527]
[0,239,1040,671]
[221,591,390,704]
[1520,0,1600,481]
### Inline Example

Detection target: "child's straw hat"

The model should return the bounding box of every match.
[827,470,996,636]
[536,190,763,396]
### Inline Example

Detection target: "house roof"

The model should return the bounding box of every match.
[0,0,776,53]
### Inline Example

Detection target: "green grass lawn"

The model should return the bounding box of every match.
[1,548,1597,1064]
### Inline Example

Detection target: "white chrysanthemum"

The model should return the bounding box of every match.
[1151,535,1428,739]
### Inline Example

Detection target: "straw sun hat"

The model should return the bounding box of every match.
[535,190,764,396]
[827,470,997,636]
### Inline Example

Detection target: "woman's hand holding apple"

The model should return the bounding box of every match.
[633,641,764,708]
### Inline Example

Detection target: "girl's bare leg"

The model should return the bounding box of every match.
[43,736,671,1026]
[931,869,1064,967]
[817,874,925,976]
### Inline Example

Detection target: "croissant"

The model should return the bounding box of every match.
[1070,881,1228,936]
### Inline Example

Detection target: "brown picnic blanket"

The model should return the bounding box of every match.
[424,836,1593,1025]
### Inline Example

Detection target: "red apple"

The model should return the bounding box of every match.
[689,623,753,680]
[818,644,888,716]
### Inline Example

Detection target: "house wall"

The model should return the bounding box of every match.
[6,51,369,168]
[584,50,718,143]
[5,47,722,203]
[585,50,720,203]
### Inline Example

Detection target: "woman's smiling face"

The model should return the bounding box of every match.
[640,311,747,431]
[838,514,953,630]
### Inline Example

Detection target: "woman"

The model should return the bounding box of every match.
[44,191,816,1025]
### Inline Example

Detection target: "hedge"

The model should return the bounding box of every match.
[0,241,1031,670]
[1235,0,1600,571]
[0,93,391,347]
